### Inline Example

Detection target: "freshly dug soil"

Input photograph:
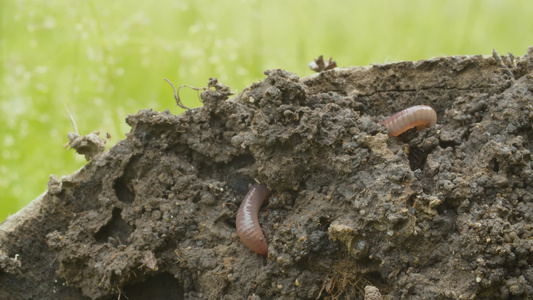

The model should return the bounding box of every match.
[1,48,533,300]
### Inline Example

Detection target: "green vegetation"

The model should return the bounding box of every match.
[1,0,532,221]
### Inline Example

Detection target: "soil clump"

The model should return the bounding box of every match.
[1,48,533,299]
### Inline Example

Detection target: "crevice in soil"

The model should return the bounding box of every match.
[94,207,134,244]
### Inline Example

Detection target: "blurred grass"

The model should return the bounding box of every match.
[1,0,532,221]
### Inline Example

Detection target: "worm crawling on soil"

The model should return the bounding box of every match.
[381,105,437,137]
[236,183,270,255]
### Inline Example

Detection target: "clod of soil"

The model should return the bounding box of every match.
[1,48,533,300]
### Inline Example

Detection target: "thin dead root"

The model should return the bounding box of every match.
[117,285,129,300]
[64,104,79,134]
[317,259,374,299]
[163,78,206,110]
[226,202,238,210]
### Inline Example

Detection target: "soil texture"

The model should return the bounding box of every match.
[1,48,533,299]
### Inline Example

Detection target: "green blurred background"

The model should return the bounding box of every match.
[1,0,532,222]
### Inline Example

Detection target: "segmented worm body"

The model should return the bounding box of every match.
[236,184,270,255]
[381,105,437,137]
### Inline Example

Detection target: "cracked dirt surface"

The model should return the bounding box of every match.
[1,48,533,299]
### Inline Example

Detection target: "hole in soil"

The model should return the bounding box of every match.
[225,216,236,229]
[121,272,184,300]
[439,140,457,150]
[226,172,253,196]
[407,194,416,207]
[114,155,141,203]
[319,216,332,231]
[226,154,255,172]
[95,208,134,244]
[408,146,428,171]
[392,219,408,232]
[491,158,500,172]
[114,179,134,203]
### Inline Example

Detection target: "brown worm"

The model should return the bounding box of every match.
[236,183,270,255]
[381,105,437,137]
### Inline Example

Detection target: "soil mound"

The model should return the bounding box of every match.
[1,48,533,299]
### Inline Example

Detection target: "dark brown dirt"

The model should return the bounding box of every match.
[1,48,533,299]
